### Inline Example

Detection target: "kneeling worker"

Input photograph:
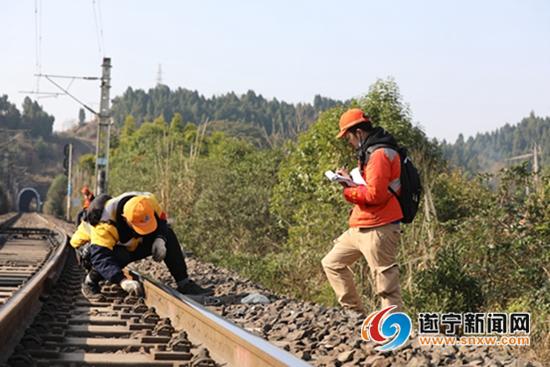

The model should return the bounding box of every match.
[71,191,212,298]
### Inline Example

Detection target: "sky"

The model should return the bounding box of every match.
[2,0,549,142]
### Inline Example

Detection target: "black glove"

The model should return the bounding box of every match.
[151,237,167,262]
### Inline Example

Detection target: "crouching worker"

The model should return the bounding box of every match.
[70,191,212,299]
[322,108,403,315]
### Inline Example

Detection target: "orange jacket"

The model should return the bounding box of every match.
[343,147,403,227]
[83,193,94,209]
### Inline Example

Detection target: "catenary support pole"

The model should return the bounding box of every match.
[95,57,111,195]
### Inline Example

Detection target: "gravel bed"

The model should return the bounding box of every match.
[3,213,541,366]
[130,257,542,367]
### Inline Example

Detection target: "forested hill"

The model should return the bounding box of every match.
[441,112,549,173]
[0,94,93,211]
[111,85,344,142]
[0,95,54,138]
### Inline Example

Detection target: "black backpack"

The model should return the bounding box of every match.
[85,194,112,226]
[362,144,422,224]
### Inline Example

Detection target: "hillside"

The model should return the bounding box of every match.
[441,112,549,173]
[111,85,345,144]
[0,94,95,210]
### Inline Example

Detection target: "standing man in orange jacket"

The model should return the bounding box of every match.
[75,186,95,225]
[322,108,403,314]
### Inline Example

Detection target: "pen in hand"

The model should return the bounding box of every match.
[335,167,355,187]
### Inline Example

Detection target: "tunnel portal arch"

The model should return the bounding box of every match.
[17,187,42,212]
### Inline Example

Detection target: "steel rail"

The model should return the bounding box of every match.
[0,212,22,229]
[133,271,312,367]
[0,219,69,363]
[1,214,312,366]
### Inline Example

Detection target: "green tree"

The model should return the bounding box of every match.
[79,154,96,176]
[270,78,438,302]
[170,112,184,132]
[361,78,425,150]
[153,114,166,126]
[121,115,137,139]
[110,85,344,143]
[43,174,67,216]
[442,113,550,173]
[0,95,21,130]
[182,137,284,263]
[21,97,55,138]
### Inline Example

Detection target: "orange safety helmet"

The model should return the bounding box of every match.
[122,196,158,235]
[336,108,371,139]
[81,185,91,195]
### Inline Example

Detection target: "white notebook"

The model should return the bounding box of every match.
[324,167,366,186]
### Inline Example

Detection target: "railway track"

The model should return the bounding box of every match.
[0,227,58,306]
[0,213,310,367]
[0,213,68,362]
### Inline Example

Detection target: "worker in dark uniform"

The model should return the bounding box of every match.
[71,191,212,298]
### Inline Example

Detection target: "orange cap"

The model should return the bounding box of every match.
[81,185,91,195]
[122,196,158,235]
[336,108,370,138]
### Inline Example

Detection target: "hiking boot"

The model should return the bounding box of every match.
[177,278,214,296]
[81,281,103,300]
[81,272,104,300]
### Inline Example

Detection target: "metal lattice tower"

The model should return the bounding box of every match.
[157,64,163,86]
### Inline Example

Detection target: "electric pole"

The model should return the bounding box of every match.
[64,143,73,221]
[94,57,112,195]
[32,60,112,197]
[506,142,542,192]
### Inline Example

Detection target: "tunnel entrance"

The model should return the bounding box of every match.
[17,188,41,212]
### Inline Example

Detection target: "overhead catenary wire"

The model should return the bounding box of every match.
[26,1,109,113]
[34,0,43,93]
[92,0,105,58]
[22,72,99,100]
[97,0,106,55]
[29,0,60,100]
[43,75,98,116]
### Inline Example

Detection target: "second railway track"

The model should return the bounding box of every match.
[0,213,309,367]
[0,228,58,306]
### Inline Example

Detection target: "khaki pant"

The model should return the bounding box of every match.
[321,224,402,314]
